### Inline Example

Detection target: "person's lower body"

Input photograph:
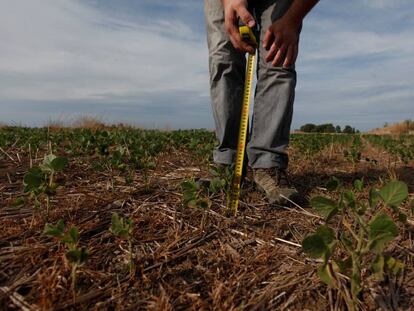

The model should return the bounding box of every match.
[204,0,298,203]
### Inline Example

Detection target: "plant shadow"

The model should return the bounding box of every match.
[292,166,392,208]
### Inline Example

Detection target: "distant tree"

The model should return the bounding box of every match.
[300,123,316,132]
[383,122,389,128]
[299,123,357,134]
[326,124,336,133]
[343,125,354,134]
[315,123,336,133]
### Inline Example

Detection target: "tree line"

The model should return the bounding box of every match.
[298,123,359,134]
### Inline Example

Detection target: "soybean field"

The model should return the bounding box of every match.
[1,126,413,310]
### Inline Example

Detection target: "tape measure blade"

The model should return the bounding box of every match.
[228,53,255,214]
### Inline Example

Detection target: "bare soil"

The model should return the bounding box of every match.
[0,141,413,311]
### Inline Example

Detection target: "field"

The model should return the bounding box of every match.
[0,127,413,310]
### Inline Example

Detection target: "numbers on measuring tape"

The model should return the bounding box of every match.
[228,53,255,215]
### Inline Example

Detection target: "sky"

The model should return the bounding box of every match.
[0,0,413,131]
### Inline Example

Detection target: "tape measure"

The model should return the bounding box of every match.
[227,23,257,215]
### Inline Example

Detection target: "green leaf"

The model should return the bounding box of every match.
[379,180,408,207]
[23,167,45,189]
[310,196,338,221]
[317,264,335,287]
[65,247,89,265]
[197,198,211,209]
[181,180,198,192]
[181,180,199,206]
[110,213,133,238]
[326,177,341,191]
[62,227,79,245]
[112,150,123,164]
[209,166,221,177]
[371,254,385,281]
[315,225,336,246]
[370,214,398,239]
[43,154,56,165]
[43,219,65,238]
[40,154,57,172]
[302,234,328,258]
[336,257,352,274]
[354,179,364,192]
[209,177,226,193]
[50,157,68,171]
[369,213,398,253]
[187,199,198,209]
[147,162,156,170]
[343,190,356,209]
[384,256,404,275]
[69,227,79,243]
[369,188,381,208]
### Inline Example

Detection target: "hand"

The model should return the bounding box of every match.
[222,0,256,54]
[263,17,302,68]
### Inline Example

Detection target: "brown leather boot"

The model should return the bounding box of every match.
[253,168,299,204]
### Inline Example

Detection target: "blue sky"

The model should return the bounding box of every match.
[1,0,413,130]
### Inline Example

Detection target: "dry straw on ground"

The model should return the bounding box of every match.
[0,129,413,310]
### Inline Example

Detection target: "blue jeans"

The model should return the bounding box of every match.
[204,0,297,169]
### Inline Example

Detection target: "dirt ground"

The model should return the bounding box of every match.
[0,135,413,310]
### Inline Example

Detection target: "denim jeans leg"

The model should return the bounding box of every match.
[247,0,297,170]
[204,0,246,165]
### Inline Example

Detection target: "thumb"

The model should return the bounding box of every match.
[238,6,255,28]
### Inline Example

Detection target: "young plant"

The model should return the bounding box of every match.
[110,213,135,276]
[343,136,362,170]
[208,164,234,195]
[43,220,88,293]
[181,180,212,209]
[302,179,408,309]
[137,151,156,192]
[23,154,68,215]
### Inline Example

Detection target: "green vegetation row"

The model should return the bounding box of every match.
[0,127,358,157]
[365,134,414,164]
[1,127,413,163]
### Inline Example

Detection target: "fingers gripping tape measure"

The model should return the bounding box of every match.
[227,23,257,215]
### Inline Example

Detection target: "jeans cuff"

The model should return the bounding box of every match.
[213,148,236,165]
[249,153,288,169]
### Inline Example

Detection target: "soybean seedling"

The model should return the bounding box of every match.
[181,179,212,209]
[136,151,156,193]
[343,136,362,171]
[208,164,234,195]
[302,178,408,310]
[110,213,135,276]
[24,153,68,216]
[43,220,88,294]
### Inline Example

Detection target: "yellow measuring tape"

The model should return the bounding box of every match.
[228,25,256,215]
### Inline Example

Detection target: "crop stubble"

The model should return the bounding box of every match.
[0,128,413,310]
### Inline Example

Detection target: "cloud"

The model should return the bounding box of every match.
[292,1,414,130]
[360,0,410,9]
[0,0,413,131]
[0,0,208,108]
